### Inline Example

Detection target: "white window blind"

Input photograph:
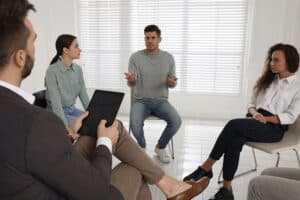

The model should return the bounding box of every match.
[78,0,248,94]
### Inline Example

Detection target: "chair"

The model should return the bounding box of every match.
[128,88,175,159]
[33,90,47,108]
[218,116,300,183]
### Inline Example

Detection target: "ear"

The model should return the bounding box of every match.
[13,50,26,69]
[63,47,69,55]
[159,37,162,43]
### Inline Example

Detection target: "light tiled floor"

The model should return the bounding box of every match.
[114,117,300,200]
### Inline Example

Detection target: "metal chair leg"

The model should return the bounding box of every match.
[168,139,175,159]
[275,152,280,167]
[217,148,258,184]
[293,149,300,167]
[217,169,223,184]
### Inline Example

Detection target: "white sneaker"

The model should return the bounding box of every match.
[155,146,171,163]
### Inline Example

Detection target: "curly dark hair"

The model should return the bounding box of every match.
[254,43,299,95]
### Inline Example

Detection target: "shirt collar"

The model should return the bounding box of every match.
[57,59,75,72]
[285,74,297,83]
[0,80,35,104]
[275,74,297,84]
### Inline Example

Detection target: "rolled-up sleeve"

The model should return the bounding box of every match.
[248,90,257,109]
[277,91,300,125]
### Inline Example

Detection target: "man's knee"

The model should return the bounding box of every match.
[130,120,144,133]
[261,168,276,176]
[174,114,182,128]
[166,112,182,129]
[112,163,142,183]
[248,176,265,200]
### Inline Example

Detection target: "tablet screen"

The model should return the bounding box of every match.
[78,90,124,137]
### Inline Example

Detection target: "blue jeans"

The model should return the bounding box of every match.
[63,105,84,127]
[130,98,182,148]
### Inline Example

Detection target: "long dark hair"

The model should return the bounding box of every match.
[50,34,76,65]
[254,43,299,95]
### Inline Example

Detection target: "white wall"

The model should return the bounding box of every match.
[22,0,77,92]
[246,0,300,101]
[23,0,300,120]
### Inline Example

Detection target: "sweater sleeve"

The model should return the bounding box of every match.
[168,54,176,77]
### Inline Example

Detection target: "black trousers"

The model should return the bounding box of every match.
[209,109,288,181]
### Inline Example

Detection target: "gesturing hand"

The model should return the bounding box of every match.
[167,76,177,88]
[124,72,137,82]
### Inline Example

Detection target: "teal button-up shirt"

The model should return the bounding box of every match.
[45,60,89,127]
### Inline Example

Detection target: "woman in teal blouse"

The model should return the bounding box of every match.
[45,34,89,127]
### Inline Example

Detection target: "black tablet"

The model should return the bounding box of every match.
[78,90,125,137]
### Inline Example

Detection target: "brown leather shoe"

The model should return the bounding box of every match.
[167,177,209,200]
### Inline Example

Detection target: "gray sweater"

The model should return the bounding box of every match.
[128,49,176,99]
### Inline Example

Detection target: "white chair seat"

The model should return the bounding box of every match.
[247,132,300,154]
[247,117,300,154]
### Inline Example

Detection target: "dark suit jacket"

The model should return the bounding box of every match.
[0,86,123,200]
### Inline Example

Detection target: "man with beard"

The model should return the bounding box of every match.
[0,1,122,199]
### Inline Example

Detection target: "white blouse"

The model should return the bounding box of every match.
[248,74,300,125]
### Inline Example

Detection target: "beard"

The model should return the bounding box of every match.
[21,53,34,79]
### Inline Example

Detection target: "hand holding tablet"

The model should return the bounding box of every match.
[78,90,125,137]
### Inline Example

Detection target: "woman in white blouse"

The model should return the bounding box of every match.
[183,43,300,200]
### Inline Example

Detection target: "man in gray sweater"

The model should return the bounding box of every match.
[125,25,181,163]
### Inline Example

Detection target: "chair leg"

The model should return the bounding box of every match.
[170,139,175,159]
[168,139,175,159]
[128,121,131,135]
[293,149,300,168]
[217,148,258,184]
[217,169,223,184]
[275,152,280,167]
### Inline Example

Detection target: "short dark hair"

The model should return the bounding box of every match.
[0,0,35,69]
[0,19,30,68]
[0,0,35,19]
[144,24,161,37]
